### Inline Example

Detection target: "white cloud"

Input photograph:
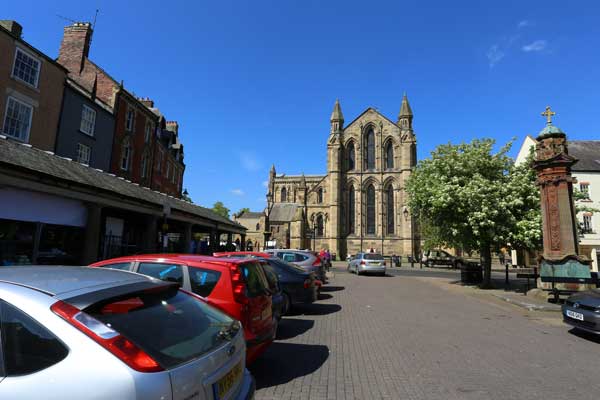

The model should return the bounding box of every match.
[517,20,531,28]
[262,180,269,188]
[231,189,245,196]
[240,152,261,172]
[486,45,505,68]
[522,40,547,52]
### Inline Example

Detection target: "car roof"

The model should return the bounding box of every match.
[93,254,258,267]
[0,265,153,297]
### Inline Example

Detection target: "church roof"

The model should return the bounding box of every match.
[569,141,600,172]
[236,210,264,219]
[343,107,398,130]
[269,203,300,222]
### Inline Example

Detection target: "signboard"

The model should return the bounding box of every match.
[540,259,592,283]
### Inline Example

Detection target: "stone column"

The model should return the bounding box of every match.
[82,204,103,264]
[241,234,246,251]
[533,112,592,292]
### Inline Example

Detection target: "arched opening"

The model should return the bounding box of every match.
[316,214,324,237]
[281,187,287,202]
[385,141,394,170]
[347,142,355,171]
[365,128,375,170]
[386,185,395,235]
[256,223,260,231]
[348,185,355,234]
[366,184,376,234]
[317,188,323,204]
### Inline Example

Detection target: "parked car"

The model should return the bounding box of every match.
[213,251,285,321]
[0,265,255,400]
[263,249,326,283]
[421,249,462,268]
[347,253,387,276]
[91,254,276,364]
[562,290,600,334]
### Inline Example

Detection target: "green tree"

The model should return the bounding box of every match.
[234,207,251,218]
[212,201,230,219]
[406,139,542,288]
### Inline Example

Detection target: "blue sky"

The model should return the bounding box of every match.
[6,1,600,214]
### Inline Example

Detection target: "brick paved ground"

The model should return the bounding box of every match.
[250,263,600,400]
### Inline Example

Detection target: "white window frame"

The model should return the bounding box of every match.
[76,143,91,165]
[79,104,96,136]
[580,183,590,199]
[125,107,135,132]
[11,47,41,88]
[2,96,33,142]
[583,214,593,233]
[121,140,131,171]
[144,120,152,143]
[141,153,148,178]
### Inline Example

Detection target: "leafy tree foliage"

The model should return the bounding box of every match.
[212,201,230,219]
[234,207,251,218]
[406,139,541,287]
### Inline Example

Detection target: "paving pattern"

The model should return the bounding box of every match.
[250,265,600,400]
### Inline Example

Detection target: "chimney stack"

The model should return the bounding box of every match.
[166,121,179,135]
[0,20,22,38]
[139,97,154,108]
[58,22,93,74]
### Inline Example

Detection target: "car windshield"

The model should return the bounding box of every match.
[364,254,384,260]
[87,286,235,369]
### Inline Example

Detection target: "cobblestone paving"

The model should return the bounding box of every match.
[250,265,600,400]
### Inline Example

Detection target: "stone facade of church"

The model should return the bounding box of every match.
[266,96,419,259]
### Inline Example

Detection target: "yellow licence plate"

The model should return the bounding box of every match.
[215,361,243,399]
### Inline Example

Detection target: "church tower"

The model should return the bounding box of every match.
[397,94,417,255]
[327,99,344,255]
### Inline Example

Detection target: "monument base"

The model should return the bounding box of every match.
[538,255,594,293]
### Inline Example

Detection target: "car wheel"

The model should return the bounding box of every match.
[455,261,462,270]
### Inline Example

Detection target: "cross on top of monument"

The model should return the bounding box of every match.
[541,106,556,125]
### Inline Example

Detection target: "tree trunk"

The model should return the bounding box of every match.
[480,243,492,288]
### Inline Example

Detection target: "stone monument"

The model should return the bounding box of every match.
[533,107,593,296]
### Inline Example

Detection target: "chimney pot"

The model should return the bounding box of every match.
[0,20,23,38]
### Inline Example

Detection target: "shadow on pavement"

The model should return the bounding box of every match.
[318,293,333,300]
[320,285,345,292]
[276,318,315,340]
[289,303,342,316]
[250,342,329,389]
[568,328,600,343]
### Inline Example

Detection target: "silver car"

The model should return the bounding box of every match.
[0,266,255,400]
[263,249,326,282]
[347,253,387,276]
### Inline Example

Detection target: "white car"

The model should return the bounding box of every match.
[0,265,255,400]
[347,253,387,276]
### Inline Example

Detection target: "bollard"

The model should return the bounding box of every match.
[410,256,414,269]
[504,263,509,291]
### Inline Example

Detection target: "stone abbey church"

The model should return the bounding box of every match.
[266,95,419,258]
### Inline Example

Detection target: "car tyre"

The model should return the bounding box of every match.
[282,292,291,315]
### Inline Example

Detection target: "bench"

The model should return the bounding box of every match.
[541,273,598,303]
[516,268,539,293]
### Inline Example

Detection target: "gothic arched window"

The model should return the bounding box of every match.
[348,186,355,234]
[365,128,375,170]
[347,142,355,171]
[386,186,394,234]
[385,141,394,170]
[281,187,287,202]
[366,184,376,234]
[316,214,324,237]
[317,188,323,204]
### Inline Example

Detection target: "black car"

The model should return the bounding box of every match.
[259,260,285,321]
[259,257,319,315]
[562,290,600,334]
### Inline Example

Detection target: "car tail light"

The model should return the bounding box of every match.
[312,256,322,266]
[229,264,249,305]
[360,260,366,265]
[303,278,312,289]
[383,261,386,266]
[51,301,162,373]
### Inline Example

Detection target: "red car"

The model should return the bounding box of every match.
[213,251,271,259]
[90,254,275,364]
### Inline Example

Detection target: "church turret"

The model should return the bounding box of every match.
[330,99,344,134]
[267,164,276,210]
[397,93,413,131]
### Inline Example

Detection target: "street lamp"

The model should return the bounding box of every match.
[402,206,409,221]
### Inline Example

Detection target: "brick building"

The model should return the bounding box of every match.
[57,22,184,197]
[0,20,67,150]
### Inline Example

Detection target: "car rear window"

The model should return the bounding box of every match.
[364,254,384,260]
[189,268,221,297]
[261,263,279,290]
[138,263,184,285]
[295,254,309,262]
[1,300,68,376]
[87,287,235,369]
[239,262,269,297]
